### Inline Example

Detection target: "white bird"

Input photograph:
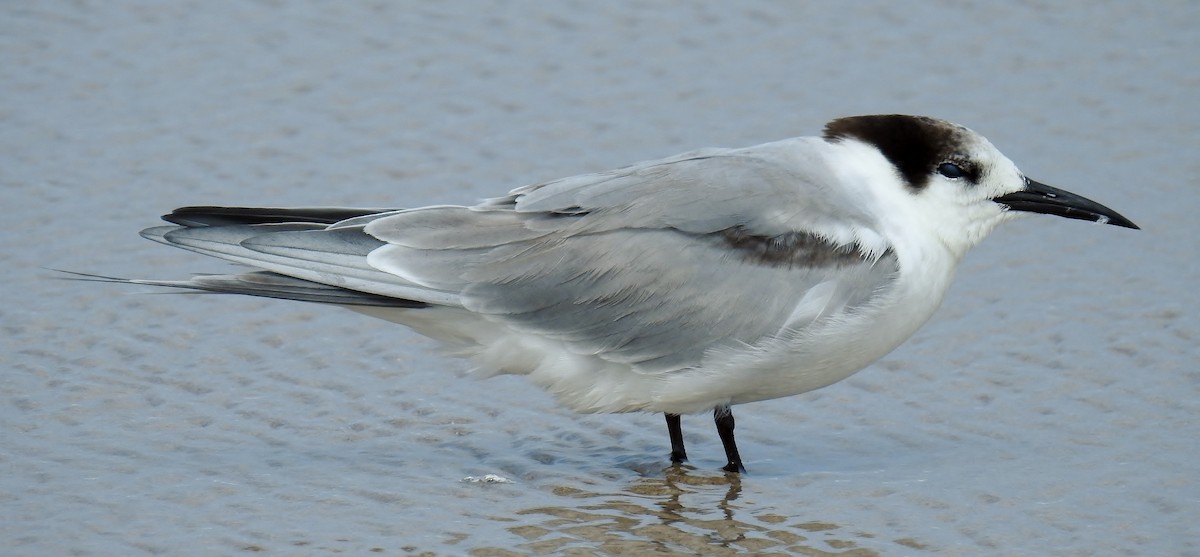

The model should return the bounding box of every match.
[92,115,1138,473]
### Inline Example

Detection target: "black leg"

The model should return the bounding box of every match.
[714,405,746,473]
[665,413,687,463]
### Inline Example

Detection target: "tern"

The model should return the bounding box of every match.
[93,115,1138,473]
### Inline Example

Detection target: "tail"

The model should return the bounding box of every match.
[71,206,459,307]
[56,269,427,307]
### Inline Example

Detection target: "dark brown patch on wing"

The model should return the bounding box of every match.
[822,115,979,189]
[719,226,874,267]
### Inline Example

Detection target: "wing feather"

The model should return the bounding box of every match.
[134,136,897,375]
[143,223,462,305]
[368,222,897,373]
[162,206,399,226]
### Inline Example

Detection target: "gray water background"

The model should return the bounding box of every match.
[3,2,1197,555]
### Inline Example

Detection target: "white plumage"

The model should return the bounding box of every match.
[103,115,1138,472]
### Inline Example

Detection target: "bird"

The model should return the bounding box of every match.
[91,114,1138,473]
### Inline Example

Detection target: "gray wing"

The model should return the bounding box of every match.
[134,141,897,373]
[475,138,888,253]
[365,142,898,373]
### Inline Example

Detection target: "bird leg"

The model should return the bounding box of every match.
[665,413,687,463]
[714,405,746,473]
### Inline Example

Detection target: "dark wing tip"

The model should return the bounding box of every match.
[162,206,399,227]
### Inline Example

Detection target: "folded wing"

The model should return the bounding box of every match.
[141,141,898,374]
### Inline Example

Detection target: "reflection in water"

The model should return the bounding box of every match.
[471,465,929,556]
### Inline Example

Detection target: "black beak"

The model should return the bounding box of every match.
[994,179,1139,230]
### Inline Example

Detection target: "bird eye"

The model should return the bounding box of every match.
[937,162,966,179]
[936,162,964,180]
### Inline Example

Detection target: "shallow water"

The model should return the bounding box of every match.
[4,2,1198,555]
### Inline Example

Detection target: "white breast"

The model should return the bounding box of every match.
[646,238,960,413]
